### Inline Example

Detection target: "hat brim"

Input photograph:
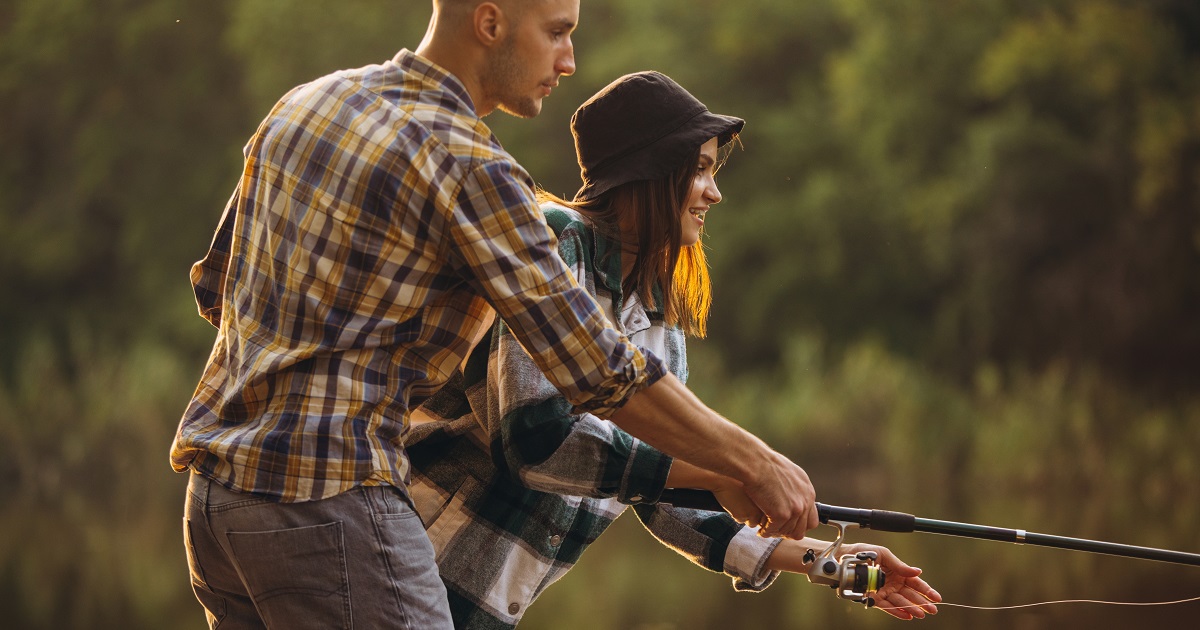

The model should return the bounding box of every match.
[575,110,744,202]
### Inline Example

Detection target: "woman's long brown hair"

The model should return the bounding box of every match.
[538,146,713,338]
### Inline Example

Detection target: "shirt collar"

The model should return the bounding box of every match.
[392,49,478,115]
[590,223,624,304]
[588,220,666,319]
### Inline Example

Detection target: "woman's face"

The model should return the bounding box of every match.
[680,137,722,247]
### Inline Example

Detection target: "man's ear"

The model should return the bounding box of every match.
[473,2,507,47]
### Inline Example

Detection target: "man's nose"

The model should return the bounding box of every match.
[557,40,576,76]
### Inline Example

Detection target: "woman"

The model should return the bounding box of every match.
[405,71,941,629]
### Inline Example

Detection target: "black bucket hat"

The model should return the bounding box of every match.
[571,71,744,201]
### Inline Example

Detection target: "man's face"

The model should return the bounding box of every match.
[485,0,579,118]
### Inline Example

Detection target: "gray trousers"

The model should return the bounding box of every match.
[183,473,453,629]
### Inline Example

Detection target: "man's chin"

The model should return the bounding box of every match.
[497,98,543,119]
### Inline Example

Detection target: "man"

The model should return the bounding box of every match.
[173,1,818,628]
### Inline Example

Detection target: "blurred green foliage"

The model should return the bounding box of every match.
[1,0,1197,628]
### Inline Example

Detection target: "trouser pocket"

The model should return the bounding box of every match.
[226,521,350,630]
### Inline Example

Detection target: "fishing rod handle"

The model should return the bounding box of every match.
[657,490,917,532]
[818,503,917,532]
[657,488,723,511]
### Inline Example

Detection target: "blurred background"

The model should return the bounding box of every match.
[2,0,1198,628]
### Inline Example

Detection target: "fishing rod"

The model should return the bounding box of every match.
[658,489,1200,607]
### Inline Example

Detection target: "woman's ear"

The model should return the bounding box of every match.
[473,2,507,47]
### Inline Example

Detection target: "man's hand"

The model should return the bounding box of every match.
[710,479,765,527]
[741,450,819,539]
[608,374,819,538]
[660,458,765,526]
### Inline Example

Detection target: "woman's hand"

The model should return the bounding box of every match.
[843,542,942,620]
[765,539,941,620]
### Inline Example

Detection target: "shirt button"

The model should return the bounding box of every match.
[629,494,644,503]
[549,534,562,547]
[508,603,520,615]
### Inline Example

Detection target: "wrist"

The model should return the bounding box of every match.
[664,458,735,491]
[764,537,833,572]
[734,445,783,491]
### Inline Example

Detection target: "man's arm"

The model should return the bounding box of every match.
[611,373,819,539]
[448,163,816,538]
[449,162,661,417]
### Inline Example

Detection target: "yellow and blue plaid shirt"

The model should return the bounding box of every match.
[171,50,665,502]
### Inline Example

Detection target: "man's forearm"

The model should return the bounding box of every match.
[610,373,765,485]
[612,372,819,539]
[663,458,728,490]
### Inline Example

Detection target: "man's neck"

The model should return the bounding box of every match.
[416,33,492,116]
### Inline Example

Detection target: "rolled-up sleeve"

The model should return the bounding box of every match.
[482,317,672,502]
[446,159,666,417]
[451,197,674,502]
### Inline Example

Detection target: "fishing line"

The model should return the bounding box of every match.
[876,594,1200,612]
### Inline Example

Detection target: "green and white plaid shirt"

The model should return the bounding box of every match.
[407,206,781,629]
[171,51,665,501]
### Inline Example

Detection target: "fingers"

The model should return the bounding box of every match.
[876,580,941,619]
[744,453,819,539]
[760,511,801,539]
[710,482,766,527]
[772,501,816,539]
[888,565,923,579]
[910,578,942,605]
[760,506,818,539]
[877,592,923,620]
[876,585,940,620]
[806,503,820,532]
[879,553,922,578]
[735,508,765,528]
[759,509,815,538]
[856,545,941,619]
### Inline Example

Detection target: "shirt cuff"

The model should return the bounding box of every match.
[726,526,783,592]
[617,438,671,504]
[580,345,669,418]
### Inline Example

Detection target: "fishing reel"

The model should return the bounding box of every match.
[802,518,887,608]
